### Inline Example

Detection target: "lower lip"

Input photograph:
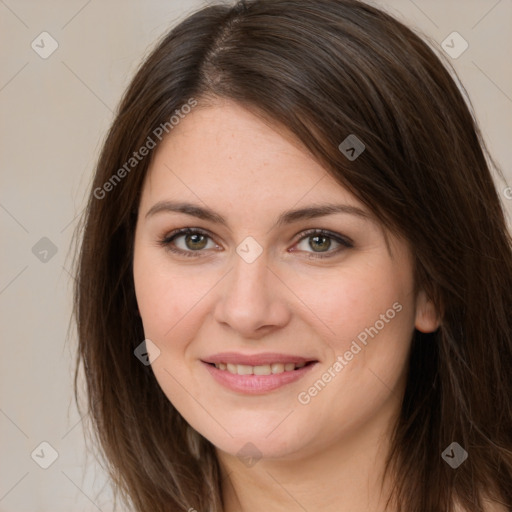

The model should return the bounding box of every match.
[201,361,317,394]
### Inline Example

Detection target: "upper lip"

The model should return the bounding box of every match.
[202,352,318,366]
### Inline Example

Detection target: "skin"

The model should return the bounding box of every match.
[132,98,440,511]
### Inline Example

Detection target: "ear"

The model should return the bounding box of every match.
[414,289,440,333]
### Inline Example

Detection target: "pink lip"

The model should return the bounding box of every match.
[202,352,317,366]
[201,360,318,395]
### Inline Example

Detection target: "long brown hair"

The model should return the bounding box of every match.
[73,0,512,510]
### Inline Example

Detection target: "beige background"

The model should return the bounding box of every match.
[1,1,511,510]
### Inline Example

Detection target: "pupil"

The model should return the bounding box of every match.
[310,235,330,252]
[186,234,207,250]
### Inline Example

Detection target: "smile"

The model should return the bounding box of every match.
[201,356,318,394]
[212,362,308,374]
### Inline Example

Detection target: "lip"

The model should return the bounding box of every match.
[201,355,318,395]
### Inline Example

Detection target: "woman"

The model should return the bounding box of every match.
[74,0,512,510]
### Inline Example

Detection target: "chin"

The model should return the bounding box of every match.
[191,414,318,463]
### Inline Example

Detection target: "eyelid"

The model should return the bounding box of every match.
[158,227,221,257]
[160,227,217,245]
[158,227,353,258]
[290,228,353,259]
[293,228,353,248]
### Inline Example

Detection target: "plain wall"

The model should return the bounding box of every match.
[1,1,511,510]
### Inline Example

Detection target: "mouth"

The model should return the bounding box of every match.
[201,353,319,394]
[206,361,315,375]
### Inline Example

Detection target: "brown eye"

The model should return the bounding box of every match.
[294,229,353,259]
[309,235,331,252]
[184,233,208,250]
[160,228,219,257]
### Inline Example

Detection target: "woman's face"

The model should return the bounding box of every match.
[133,98,437,461]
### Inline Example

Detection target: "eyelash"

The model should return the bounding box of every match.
[158,227,353,260]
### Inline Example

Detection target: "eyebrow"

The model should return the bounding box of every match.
[144,200,369,226]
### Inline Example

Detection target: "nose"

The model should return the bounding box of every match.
[213,251,292,339]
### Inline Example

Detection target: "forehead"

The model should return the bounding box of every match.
[142,99,360,210]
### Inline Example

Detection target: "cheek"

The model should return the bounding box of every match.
[285,259,414,353]
[284,262,415,441]
[133,246,217,348]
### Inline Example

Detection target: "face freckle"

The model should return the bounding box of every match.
[132,98,429,463]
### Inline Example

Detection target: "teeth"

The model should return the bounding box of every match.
[254,365,271,375]
[271,363,284,374]
[213,362,308,374]
[237,364,253,375]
